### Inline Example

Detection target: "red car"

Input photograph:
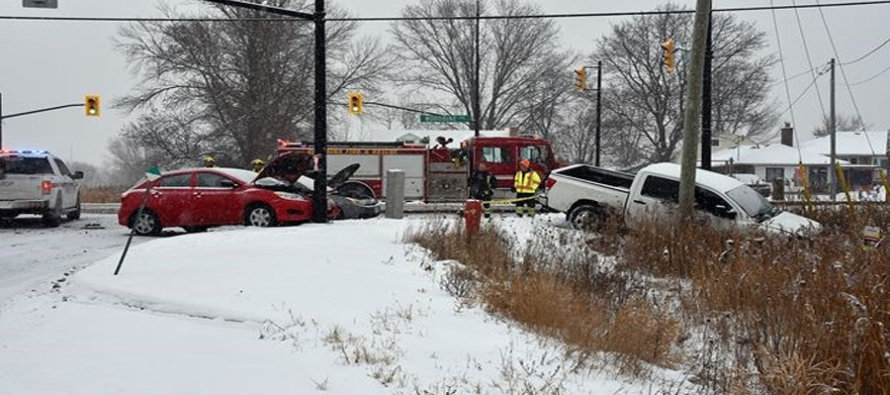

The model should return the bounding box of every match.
[119,154,381,235]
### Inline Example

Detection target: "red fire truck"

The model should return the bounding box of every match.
[277,135,560,202]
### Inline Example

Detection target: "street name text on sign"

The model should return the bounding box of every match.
[420,114,471,123]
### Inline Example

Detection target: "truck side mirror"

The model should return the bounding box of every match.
[72,171,84,180]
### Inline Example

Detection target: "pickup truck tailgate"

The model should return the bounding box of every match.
[0,174,44,200]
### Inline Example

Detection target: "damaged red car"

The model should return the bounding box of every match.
[118,153,381,235]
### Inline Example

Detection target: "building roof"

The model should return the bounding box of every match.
[798,130,888,157]
[710,144,848,166]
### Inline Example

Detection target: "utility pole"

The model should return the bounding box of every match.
[473,0,481,137]
[0,93,3,149]
[829,58,837,201]
[595,61,603,167]
[312,0,328,222]
[700,1,713,170]
[678,0,711,220]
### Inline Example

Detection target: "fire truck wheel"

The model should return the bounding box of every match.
[245,204,277,227]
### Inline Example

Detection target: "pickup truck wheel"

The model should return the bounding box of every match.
[131,210,162,236]
[42,198,63,228]
[67,196,81,220]
[568,204,603,232]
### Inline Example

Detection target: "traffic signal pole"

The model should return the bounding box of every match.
[595,61,602,167]
[312,0,328,223]
[700,4,713,170]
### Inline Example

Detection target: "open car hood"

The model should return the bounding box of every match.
[254,152,316,183]
[253,152,360,190]
[329,163,359,189]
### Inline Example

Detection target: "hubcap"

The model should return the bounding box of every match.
[573,210,594,230]
[249,208,272,227]
[134,213,156,234]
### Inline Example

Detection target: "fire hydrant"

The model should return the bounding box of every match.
[464,199,482,236]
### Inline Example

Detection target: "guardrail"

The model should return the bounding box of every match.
[82,202,520,215]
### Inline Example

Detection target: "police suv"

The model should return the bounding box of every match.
[0,150,83,227]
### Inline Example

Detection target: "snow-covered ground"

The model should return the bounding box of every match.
[0,215,689,394]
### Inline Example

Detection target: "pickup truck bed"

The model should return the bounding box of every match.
[544,164,633,216]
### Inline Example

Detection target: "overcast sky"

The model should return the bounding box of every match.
[1,0,888,166]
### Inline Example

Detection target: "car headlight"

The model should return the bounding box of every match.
[274,191,307,201]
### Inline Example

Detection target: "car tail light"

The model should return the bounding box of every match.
[41,180,53,195]
[545,178,557,190]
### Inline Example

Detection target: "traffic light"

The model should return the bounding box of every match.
[84,95,100,117]
[347,92,364,115]
[574,67,588,91]
[661,38,676,74]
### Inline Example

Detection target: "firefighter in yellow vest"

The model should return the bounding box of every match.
[513,159,541,217]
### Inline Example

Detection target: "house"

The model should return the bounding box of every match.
[709,127,887,193]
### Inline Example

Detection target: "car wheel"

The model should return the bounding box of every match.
[182,226,208,233]
[131,210,162,236]
[42,197,63,228]
[67,196,81,221]
[245,204,277,227]
[568,204,603,232]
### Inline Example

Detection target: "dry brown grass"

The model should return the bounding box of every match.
[409,205,890,392]
[80,185,127,203]
[407,218,680,376]
[622,205,890,394]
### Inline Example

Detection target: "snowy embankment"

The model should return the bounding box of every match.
[0,217,684,394]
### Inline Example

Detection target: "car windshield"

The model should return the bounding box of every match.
[726,185,776,221]
[0,156,53,175]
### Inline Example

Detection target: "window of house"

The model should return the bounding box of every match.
[711,139,720,147]
[481,146,510,163]
[158,173,191,187]
[765,167,784,181]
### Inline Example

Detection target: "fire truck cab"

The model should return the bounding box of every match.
[277,135,559,202]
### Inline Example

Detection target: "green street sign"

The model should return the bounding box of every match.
[420,114,472,123]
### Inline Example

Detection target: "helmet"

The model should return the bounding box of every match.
[203,155,216,167]
[519,159,531,168]
[251,158,265,172]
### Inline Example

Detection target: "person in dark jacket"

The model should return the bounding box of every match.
[469,162,498,218]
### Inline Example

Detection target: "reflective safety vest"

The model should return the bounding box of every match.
[514,170,542,194]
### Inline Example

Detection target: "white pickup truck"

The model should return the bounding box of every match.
[544,163,820,235]
[0,150,83,227]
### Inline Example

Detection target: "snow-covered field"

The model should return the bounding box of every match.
[0,216,688,394]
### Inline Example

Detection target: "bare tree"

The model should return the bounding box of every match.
[593,3,778,164]
[390,0,575,131]
[813,113,868,137]
[115,0,391,167]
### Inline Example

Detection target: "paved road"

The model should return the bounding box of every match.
[0,214,141,303]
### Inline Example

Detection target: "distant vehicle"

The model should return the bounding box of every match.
[277,135,562,202]
[118,153,381,236]
[543,163,821,236]
[730,173,772,198]
[0,150,83,227]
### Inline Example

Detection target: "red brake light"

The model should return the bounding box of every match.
[545,178,557,190]
[41,180,53,195]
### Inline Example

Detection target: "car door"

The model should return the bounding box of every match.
[628,174,679,222]
[192,171,241,226]
[151,172,194,226]
[474,142,513,189]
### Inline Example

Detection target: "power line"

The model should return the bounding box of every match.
[846,64,890,86]
[778,74,824,118]
[770,0,802,156]
[0,1,889,23]
[792,0,828,120]
[840,37,890,65]
[815,0,877,155]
